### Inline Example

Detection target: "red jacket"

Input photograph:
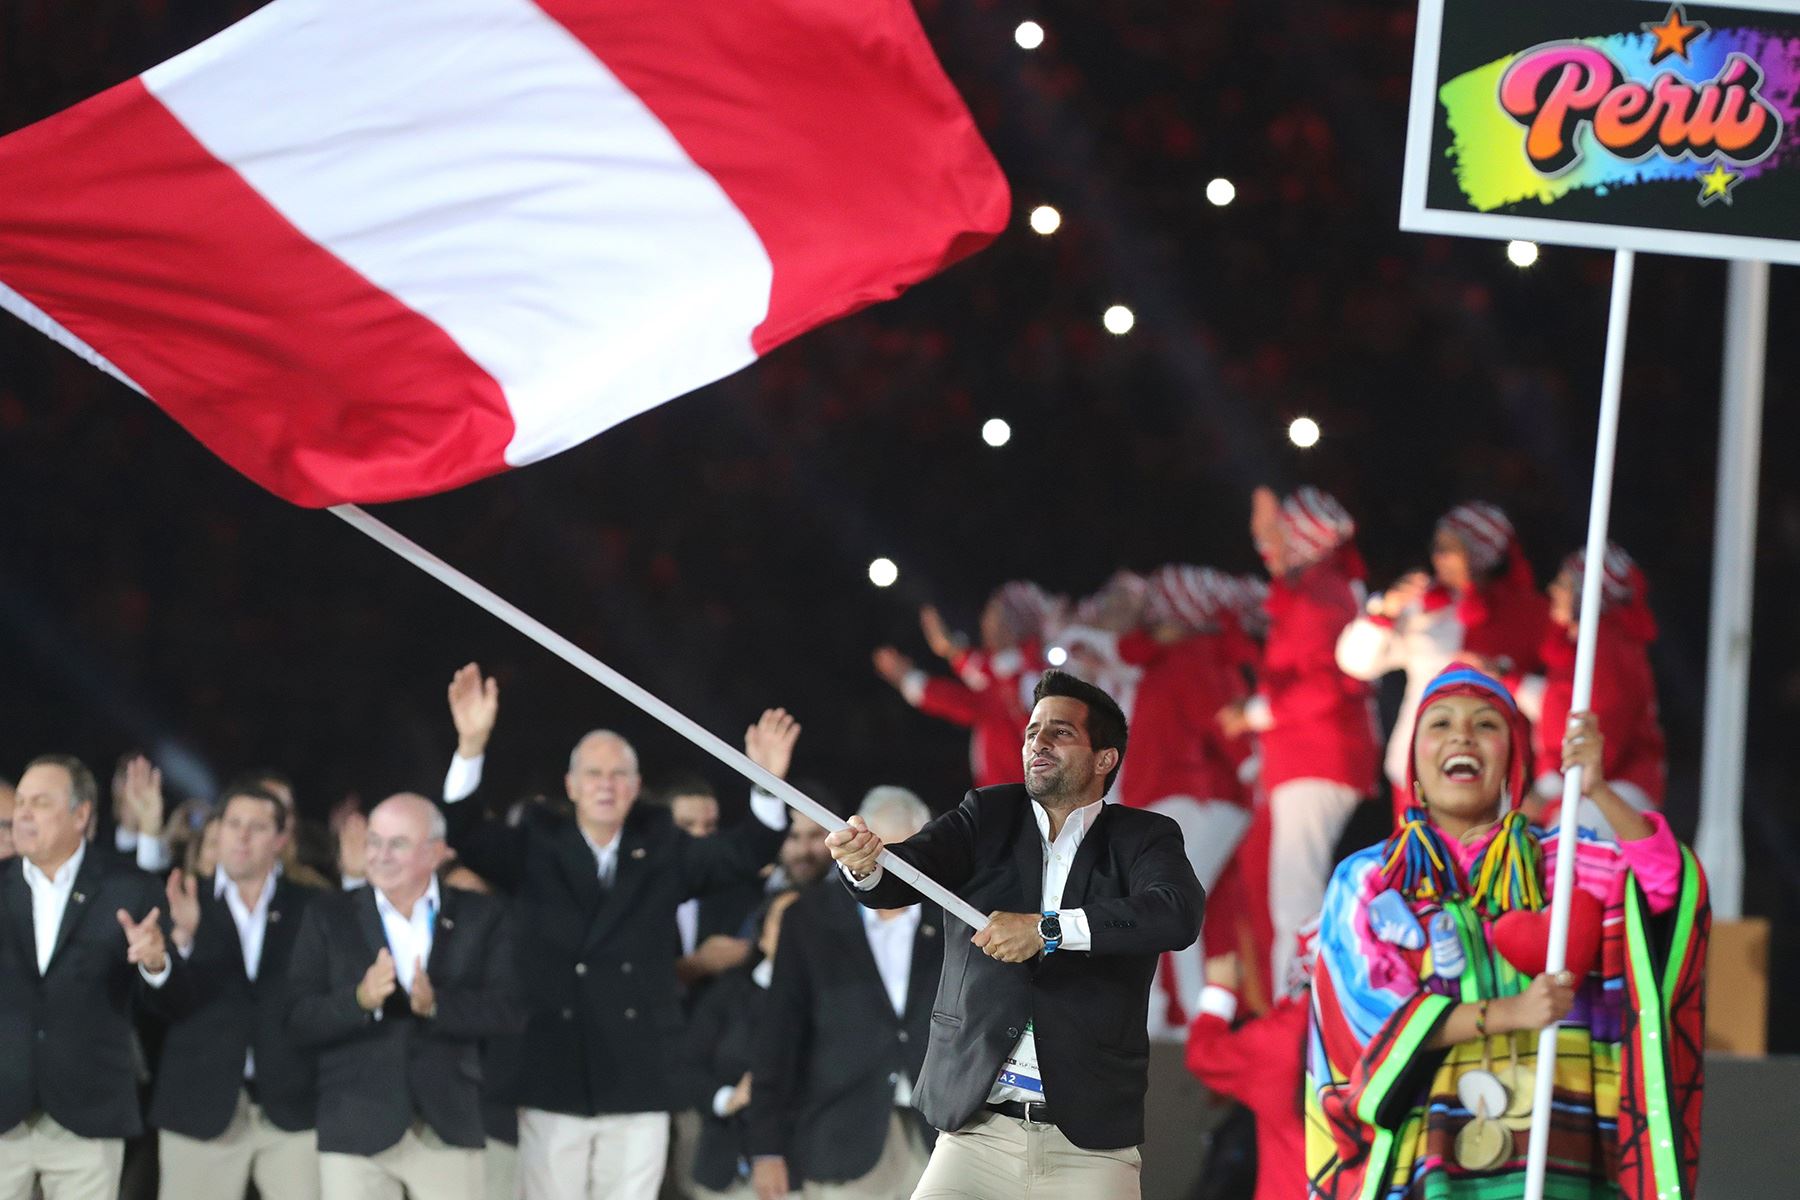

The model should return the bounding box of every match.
[1185,997,1307,1200]
[1534,616,1666,807]
[1117,628,1254,808]
[1253,559,1379,792]
[1454,548,1551,679]
[914,646,1037,789]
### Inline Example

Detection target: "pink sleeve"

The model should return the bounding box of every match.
[1616,810,1683,914]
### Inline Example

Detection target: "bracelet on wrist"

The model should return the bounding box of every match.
[1474,998,1490,1037]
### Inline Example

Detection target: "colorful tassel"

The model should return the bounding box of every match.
[1467,809,1544,916]
[1378,806,1461,904]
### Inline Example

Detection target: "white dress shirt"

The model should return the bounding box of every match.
[676,898,701,957]
[862,904,922,1105]
[844,796,1102,1105]
[113,825,174,872]
[22,840,170,986]
[374,875,440,995]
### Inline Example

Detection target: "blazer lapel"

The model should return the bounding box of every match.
[828,885,890,1005]
[903,906,940,1020]
[45,848,104,973]
[353,884,388,962]
[255,877,300,985]
[552,822,604,919]
[1011,799,1044,913]
[199,877,248,979]
[584,820,652,952]
[1059,804,1110,909]
[1,865,38,978]
[429,886,459,976]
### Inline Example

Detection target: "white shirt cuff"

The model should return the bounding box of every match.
[1057,908,1091,952]
[341,876,367,891]
[748,788,788,831]
[1196,984,1239,1023]
[899,669,928,707]
[136,834,173,873]
[139,959,173,988]
[1243,695,1275,732]
[444,753,484,803]
[711,1085,736,1119]
[841,862,883,891]
[114,827,138,851]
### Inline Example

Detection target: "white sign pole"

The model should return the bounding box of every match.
[1695,259,1769,921]
[1521,248,1634,1200]
[327,503,993,932]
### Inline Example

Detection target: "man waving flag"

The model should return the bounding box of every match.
[0,0,1008,506]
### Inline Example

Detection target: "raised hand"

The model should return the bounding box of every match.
[123,755,166,837]
[919,606,959,660]
[1560,711,1607,796]
[337,810,369,881]
[744,708,801,782]
[117,906,168,974]
[1250,486,1284,569]
[357,948,398,1012]
[1215,702,1251,739]
[447,662,500,757]
[825,815,883,879]
[409,957,436,1019]
[1378,571,1432,619]
[871,646,913,688]
[165,869,201,953]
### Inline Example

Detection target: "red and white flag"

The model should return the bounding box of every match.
[0,0,1008,506]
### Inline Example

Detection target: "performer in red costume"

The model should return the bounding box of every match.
[1223,487,1381,994]
[872,581,1055,788]
[1119,564,1259,1032]
[1516,543,1665,831]
[1185,926,1316,1200]
[1337,501,1549,821]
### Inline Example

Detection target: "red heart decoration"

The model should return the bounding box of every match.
[1491,887,1604,979]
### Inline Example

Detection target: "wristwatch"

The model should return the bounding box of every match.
[1038,910,1062,955]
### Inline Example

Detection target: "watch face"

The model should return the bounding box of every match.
[1039,915,1062,941]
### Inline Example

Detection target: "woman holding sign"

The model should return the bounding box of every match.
[1304,666,1705,1200]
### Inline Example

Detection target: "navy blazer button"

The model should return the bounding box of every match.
[561,1008,574,1021]
[620,962,632,974]
[34,1030,45,1042]
[1006,1027,1019,1039]
[897,1030,909,1043]
[624,1008,637,1020]
[575,963,587,976]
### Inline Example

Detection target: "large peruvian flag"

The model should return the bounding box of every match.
[0,0,1008,506]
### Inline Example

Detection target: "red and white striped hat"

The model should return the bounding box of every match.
[990,580,1057,643]
[1280,487,1355,567]
[1560,542,1641,610]
[1145,564,1235,633]
[1435,502,1516,575]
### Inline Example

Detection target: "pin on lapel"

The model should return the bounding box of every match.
[440,917,455,931]
[269,910,281,924]
[72,892,86,905]
[630,847,647,860]
[922,925,938,938]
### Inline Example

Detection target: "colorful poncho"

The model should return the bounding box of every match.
[1305,813,1706,1200]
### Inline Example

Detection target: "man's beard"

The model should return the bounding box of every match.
[1024,763,1073,802]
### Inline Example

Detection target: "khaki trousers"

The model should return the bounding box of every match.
[158,1090,319,1200]
[518,1108,668,1200]
[319,1124,483,1200]
[910,1111,1139,1200]
[803,1112,928,1200]
[0,1113,123,1200]
[486,1137,520,1200]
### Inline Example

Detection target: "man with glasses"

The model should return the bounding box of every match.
[287,793,523,1200]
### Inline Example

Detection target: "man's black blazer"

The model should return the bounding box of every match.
[846,785,1204,1151]
[148,874,318,1139]
[747,883,940,1184]
[0,850,173,1138]
[441,789,785,1117]
[285,883,524,1155]
[685,964,766,1192]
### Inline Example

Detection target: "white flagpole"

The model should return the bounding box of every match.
[1521,248,1634,1200]
[328,503,992,932]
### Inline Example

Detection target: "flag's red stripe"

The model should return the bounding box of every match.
[0,79,513,508]
[536,0,1010,356]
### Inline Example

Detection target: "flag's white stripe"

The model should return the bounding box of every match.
[143,0,773,467]
[0,281,148,397]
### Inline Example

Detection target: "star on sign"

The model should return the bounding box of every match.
[1643,5,1707,64]
[1697,163,1742,206]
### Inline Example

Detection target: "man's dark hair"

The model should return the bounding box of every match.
[23,754,97,812]
[218,783,290,833]
[222,769,295,812]
[1031,670,1129,793]
[655,771,716,806]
